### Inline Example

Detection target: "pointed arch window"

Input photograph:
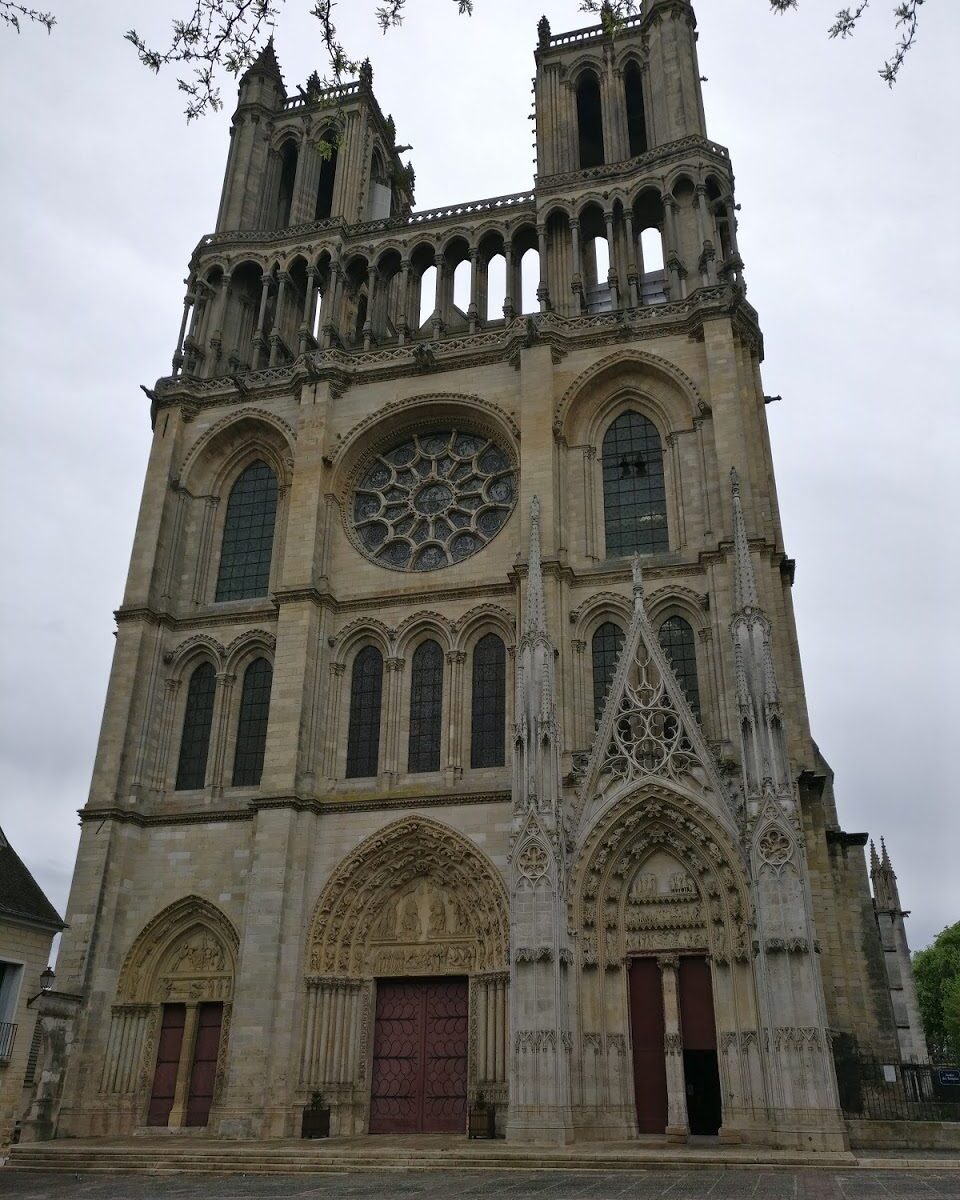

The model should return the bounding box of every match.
[601,411,668,558]
[215,460,279,602]
[232,657,273,786]
[658,616,701,719]
[592,621,625,725]
[175,661,216,790]
[346,645,383,778]
[624,61,648,156]
[471,633,506,768]
[276,139,298,228]
[408,640,444,773]
[576,71,605,168]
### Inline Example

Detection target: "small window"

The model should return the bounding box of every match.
[346,646,383,778]
[215,460,279,602]
[601,411,668,558]
[471,633,506,768]
[658,616,701,718]
[592,621,625,725]
[175,661,217,790]
[408,640,444,773]
[232,658,273,786]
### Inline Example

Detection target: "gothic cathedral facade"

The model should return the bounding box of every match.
[49,2,909,1150]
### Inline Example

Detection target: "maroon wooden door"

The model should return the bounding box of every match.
[629,959,668,1133]
[369,977,468,1134]
[185,1002,223,1127]
[678,956,721,1134]
[147,1004,185,1126]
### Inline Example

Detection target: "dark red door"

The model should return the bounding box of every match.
[369,978,468,1134]
[185,1002,223,1127]
[678,956,721,1134]
[148,1004,185,1126]
[629,959,668,1133]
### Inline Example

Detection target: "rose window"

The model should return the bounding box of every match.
[351,430,516,571]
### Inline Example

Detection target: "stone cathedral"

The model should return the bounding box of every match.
[43,1,919,1152]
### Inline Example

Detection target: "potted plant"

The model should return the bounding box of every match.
[467,1089,495,1139]
[301,1090,331,1139]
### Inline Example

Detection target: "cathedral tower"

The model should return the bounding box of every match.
[35,1,911,1151]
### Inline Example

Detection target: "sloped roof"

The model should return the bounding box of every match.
[0,826,64,932]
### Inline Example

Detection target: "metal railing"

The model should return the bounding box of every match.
[0,1021,17,1064]
[835,1051,960,1122]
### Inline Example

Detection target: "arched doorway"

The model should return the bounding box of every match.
[303,817,510,1134]
[104,896,237,1131]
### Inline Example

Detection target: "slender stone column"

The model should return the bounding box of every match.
[623,210,639,307]
[536,226,550,312]
[363,264,378,350]
[383,656,405,781]
[167,1002,200,1128]
[209,672,236,795]
[445,650,466,781]
[661,195,683,299]
[695,184,716,286]
[320,261,342,348]
[502,243,515,321]
[269,271,288,365]
[603,210,619,308]
[569,219,583,311]
[173,291,193,374]
[253,274,272,368]
[209,271,231,374]
[397,258,411,343]
[658,955,689,1142]
[467,248,480,332]
[432,253,445,338]
[152,678,181,792]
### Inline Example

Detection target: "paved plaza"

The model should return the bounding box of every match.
[3,1170,960,1200]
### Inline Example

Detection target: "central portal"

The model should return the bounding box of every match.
[369,976,468,1134]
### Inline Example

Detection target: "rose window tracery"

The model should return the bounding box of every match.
[351,430,516,571]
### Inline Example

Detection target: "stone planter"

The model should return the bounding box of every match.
[301,1107,331,1139]
[467,1104,495,1139]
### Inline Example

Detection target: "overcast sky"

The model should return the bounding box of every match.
[0,0,957,957]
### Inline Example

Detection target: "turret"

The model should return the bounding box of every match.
[870,837,929,1061]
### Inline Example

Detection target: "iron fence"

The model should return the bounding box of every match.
[834,1046,960,1122]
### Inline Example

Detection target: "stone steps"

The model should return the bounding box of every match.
[7,1141,866,1174]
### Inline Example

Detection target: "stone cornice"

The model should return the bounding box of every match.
[115,602,279,632]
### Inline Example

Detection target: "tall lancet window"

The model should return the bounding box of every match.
[592,621,625,725]
[601,411,668,558]
[346,645,383,778]
[215,460,279,602]
[576,71,605,168]
[471,633,506,768]
[658,616,701,719]
[175,661,216,790]
[232,657,273,786]
[408,640,444,773]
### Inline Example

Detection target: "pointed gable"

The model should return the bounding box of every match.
[574,560,736,836]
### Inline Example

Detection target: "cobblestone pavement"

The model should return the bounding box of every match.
[2,1170,960,1200]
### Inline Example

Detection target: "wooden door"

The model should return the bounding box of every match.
[629,959,668,1133]
[185,1002,223,1127]
[147,1004,185,1127]
[369,977,468,1134]
[678,956,721,1135]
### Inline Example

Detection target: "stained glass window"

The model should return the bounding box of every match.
[592,621,625,725]
[175,661,216,790]
[215,460,278,601]
[346,646,383,778]
[658,616,701,719]
[232,657,273,786]
[351,430,516,572]
[601,411,668,558]
[408,640,444,773]
[471,633,506,768]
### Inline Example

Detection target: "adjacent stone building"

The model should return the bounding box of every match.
[0,828,63,1148]
[45,1,913,1150]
